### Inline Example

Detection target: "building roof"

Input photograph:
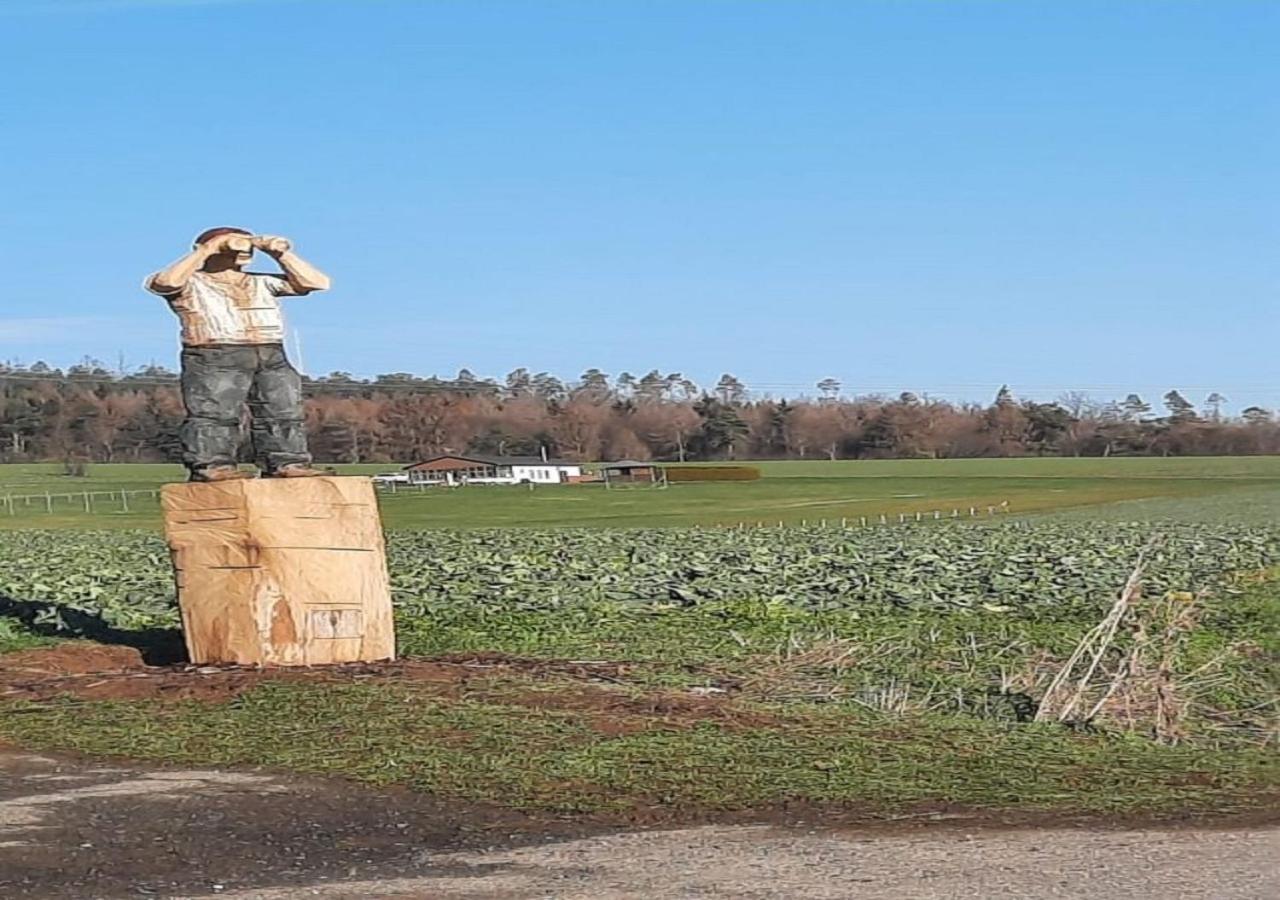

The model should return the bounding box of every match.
[405,454,578,469]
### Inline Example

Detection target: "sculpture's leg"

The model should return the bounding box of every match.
[249,345,312,474]
[179,346,254,477]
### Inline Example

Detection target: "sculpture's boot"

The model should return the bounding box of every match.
[190,466,255,483]
[266,465,331,478]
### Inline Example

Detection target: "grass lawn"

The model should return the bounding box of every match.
[1,456,1277,529]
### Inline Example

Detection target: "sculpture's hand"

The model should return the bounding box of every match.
[253,235,330,292]
[253,235,293,257]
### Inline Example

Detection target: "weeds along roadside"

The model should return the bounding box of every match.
[392,570,1280,749]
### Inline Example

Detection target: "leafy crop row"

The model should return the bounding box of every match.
[1,521,1276,634]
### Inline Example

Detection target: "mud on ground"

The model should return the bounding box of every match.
[0,643,781,737]
[0,748,596,899]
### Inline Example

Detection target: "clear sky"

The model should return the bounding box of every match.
[0,0,1274,411]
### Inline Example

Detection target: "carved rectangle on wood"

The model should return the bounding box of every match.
[309,608,364,639]
[162,476,396,666]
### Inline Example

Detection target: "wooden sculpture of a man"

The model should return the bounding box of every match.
[145,227,331,482]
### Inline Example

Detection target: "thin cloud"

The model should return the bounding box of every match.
[0,317,111,342]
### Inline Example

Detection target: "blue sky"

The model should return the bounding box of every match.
[0,0,1274,411]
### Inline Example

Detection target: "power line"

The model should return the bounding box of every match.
[0,371,499,393]
[0,370,1271,401]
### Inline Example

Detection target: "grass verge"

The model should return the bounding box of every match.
[2,681,1276,818]
[2,578,1276,821]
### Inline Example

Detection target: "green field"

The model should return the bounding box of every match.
[1,456,1277,530]
[2,456,1278,821]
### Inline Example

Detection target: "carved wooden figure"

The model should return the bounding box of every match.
[145,227,332,483]
[162,476,395,666]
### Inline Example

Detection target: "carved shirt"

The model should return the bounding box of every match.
[145,270,303,347]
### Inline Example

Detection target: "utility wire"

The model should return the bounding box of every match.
[0,370,1270,401]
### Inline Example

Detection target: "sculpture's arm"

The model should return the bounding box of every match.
[256,236,332,294]
[146,242,219,294]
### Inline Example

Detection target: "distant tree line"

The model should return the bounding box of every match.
[1,359,1275,464]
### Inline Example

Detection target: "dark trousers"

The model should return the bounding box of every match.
[179,344,311,473]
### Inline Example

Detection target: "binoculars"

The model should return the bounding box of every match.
[223,236,254,253]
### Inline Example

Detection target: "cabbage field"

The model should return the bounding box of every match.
[4,517,1279,820]
[2,520,1277,635]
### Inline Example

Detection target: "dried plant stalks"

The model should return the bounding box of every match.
[1138,589,1201,743]
[1034,535,1214,743]
[1035,540,1156,724]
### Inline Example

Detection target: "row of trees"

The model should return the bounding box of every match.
[1,361,1275,463]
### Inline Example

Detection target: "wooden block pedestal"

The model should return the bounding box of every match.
[161,476,395,666]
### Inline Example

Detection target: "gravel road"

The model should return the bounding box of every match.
[3,750,1276,900]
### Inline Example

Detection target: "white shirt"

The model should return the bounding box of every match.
[145,270,303,347]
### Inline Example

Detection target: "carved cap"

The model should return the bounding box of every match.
[193,226,252,248]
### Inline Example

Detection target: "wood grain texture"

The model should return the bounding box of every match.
[162,477,395,666]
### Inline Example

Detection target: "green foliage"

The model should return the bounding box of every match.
[386,522,1278,620]
[1,521,1276,636]
[0,616,54,652]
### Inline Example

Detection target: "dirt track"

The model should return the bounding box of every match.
[3,750,1277,900]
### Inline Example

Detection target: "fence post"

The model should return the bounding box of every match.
[83,492,91,513]
[121,491,130,513]
[5,495,12,516]
[45,492,53,514]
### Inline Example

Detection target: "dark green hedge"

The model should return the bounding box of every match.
[665,465,762,482]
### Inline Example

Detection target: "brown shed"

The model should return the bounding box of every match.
[600,460,665,486]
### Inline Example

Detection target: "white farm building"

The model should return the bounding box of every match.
[403,454,583,486]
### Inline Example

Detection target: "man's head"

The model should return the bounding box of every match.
[194,226,254,270]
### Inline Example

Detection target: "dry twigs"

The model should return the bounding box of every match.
[1036,540,1155,725]
[1034,536,1217,743]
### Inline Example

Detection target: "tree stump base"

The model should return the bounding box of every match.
[161,476,396,666]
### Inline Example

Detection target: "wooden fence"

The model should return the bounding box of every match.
[1,488,160,516]
[0,483,1012,528]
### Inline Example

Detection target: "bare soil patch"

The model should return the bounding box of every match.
[503,684,781,735]
[0,643,144,677]
[0,645,767,735]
